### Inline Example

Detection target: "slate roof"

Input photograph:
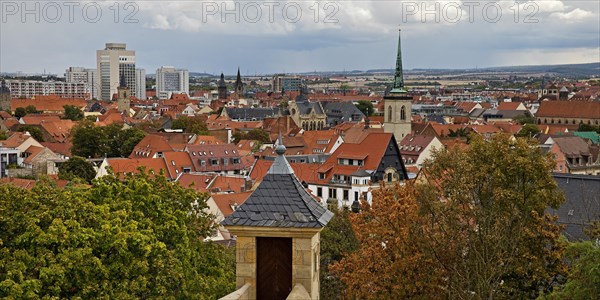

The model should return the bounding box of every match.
[323,102,365,125]
[225,107,280,121]
[294,99,324,115]
[547,173,600,241]
[222,145,333,228]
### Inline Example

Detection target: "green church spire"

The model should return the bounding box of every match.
[391,29,407,94]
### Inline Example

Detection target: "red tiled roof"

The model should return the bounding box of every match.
[21,115,61,125]
[107,157,168,177]
[130,134,174,158]
[40,120,74,143]
[537,101,600,119]
[163,151,194,179]
[176,173,215,192]
[23,145,44,164]
[185,144,244,172]
[209,176,247,193]
[10,96,86,112]
[211,191,253,217]
[497,102,524,110]
[0,177,36,189]
[41,142,72,157]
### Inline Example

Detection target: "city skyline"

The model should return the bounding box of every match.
[0,1,598,75]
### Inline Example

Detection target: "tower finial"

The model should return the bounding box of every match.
[391,28,407,93]
[275,132,286,155]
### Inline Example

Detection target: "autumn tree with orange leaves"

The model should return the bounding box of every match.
[330,183,444,299]
[332,134,567,299]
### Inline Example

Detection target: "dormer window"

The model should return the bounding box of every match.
[319,173,326,180]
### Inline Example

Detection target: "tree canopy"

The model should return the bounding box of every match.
[70,122,146,158]
[171,116,209,135]
[355,100,374,116]
[63,105,84,121]
[14,107,27,118]
[232,128,270,144]
[332,134,567,299]
[18,125,44,142]
[58,156,96,182]
[0,172,235,298]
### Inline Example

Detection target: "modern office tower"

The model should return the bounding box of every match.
[65,67,98,99]
[96,43,136,101]
[156,66,189,99]
[136,68,146,100]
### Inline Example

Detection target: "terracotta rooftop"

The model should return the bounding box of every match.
[211,191,253,217]
[537,101,600,119]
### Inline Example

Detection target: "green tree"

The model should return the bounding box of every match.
[14,107,26,118]
[514,112,536,125]
[63,105,84,121]
[0,172,235,298]
[232,129,270,144]
[172,116,209,135]
[516,123,540,138]
[0,130,7,140]
[104,124,147,157]
[355,100,374,116]
[320,209,359,299]
[542,237,600,299]
[70,120,108,158]
[25,105,38,114]
[418,134,567,299]
[58,156,96,182]
[18,125,44,142]
[577,123,600,134]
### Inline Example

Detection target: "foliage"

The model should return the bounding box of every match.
[103,124,147,157]
[0,172,235,298]
[63,105,84,121]
[513,112,535,125]
[320,209,359,299]
[448,127,469,137]
[172,116,209,135]
[541,239,600,300]
[85,115,97,122]
[70,120,108,158]
[0,130,7,140]
[331,183,444,299]
[18,125,44,142]
[279,100,288,108]
[232,129,270,144]
[418,134,567,299]
[355,100,374,116]
[71,122,147,158]
[58,156,96,182]
[516,123,540,138]
[25,105,38,114]
[14,107,26,118]
[577,124,600,134]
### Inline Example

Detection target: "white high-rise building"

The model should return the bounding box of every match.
[65,67,98,99]
[136,68,146,100]
[96,43,136,101]
[156,66,189,99]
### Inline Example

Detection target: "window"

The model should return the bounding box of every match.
[400,105,406,120]
[387,173,393,182]
[199,159,206,166]
[319,173,325,180]
[388,106,392,122]
[343,190,349,200]
[210,159,219,165]
[232,158,240,164]
[329,188,337,199]
[317,187,322,197]
[223,158,229,165]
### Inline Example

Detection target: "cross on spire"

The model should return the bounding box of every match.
[391,28,407,94]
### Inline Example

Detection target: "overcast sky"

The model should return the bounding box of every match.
[1,0,598,75]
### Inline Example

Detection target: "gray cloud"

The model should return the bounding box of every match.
[1,0,598,74]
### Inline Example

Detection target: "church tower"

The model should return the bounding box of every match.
[234,67,243,96]
[384,29,412,141]
[218,73,227,100]
[0,79,11,112]
[116,74,131,116]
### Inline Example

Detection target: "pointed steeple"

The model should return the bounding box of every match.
[390,29,407,94]
[218,73,226,87]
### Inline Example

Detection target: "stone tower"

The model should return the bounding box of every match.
[384,29,412,141]
[0,80,10,112]
[234,67,243,96]
[218,73,227,100]
[222,141,333,299]
[116,74,131,116]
